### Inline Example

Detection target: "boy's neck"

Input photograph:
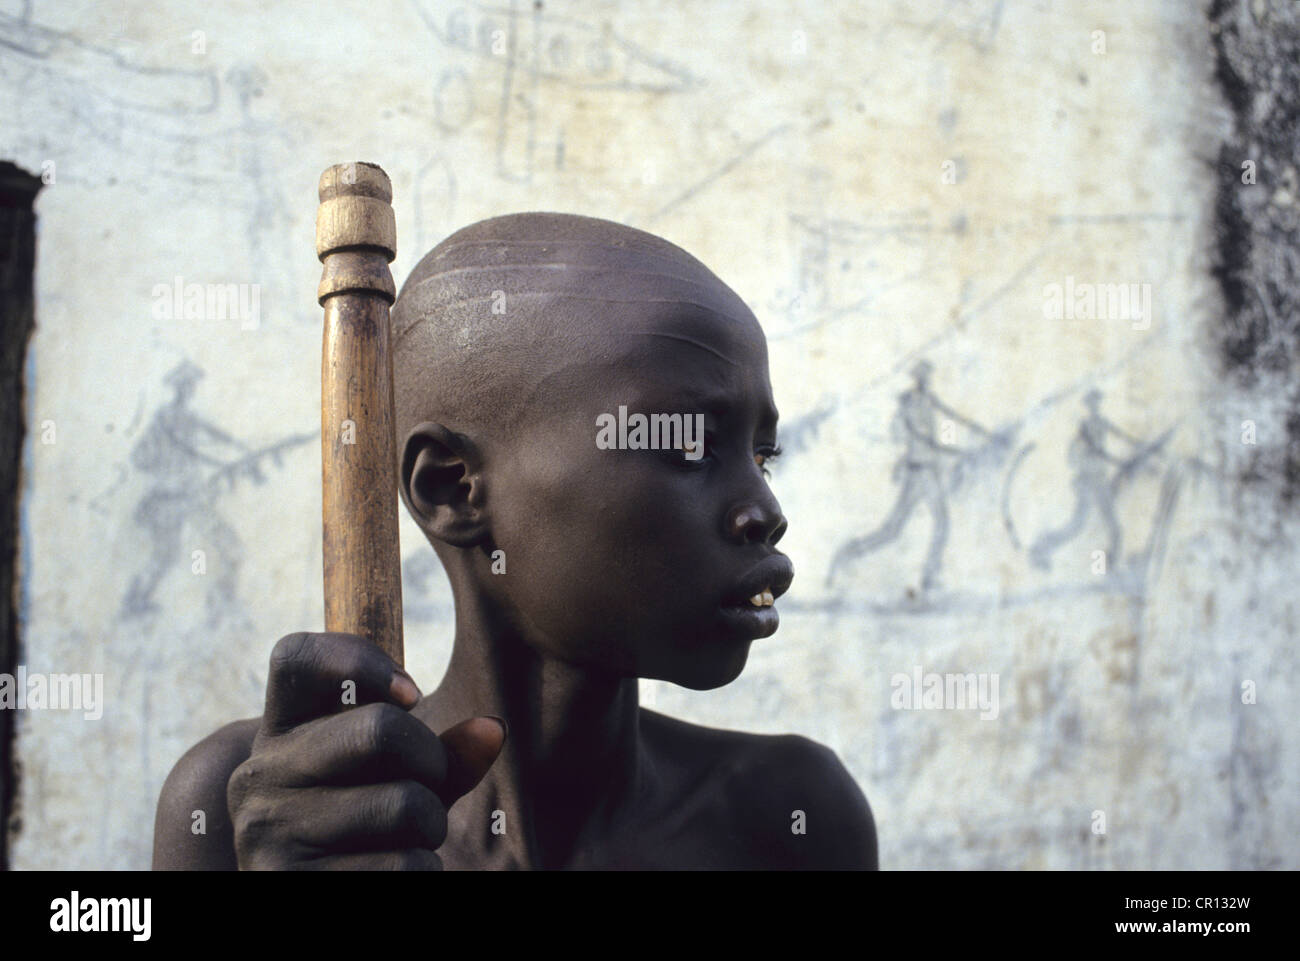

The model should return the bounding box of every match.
[420,586,654,869]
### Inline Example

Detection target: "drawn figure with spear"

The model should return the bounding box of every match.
[827,360,1011,593]
[121,360,311,624]
[1028,389,1165,572]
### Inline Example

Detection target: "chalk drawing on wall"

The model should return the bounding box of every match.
[826,359,1015,593]
[119,360,312,627]
[1025,389,1173,573]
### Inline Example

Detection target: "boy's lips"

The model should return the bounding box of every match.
[714,557,794,640]
[724,555,795,610]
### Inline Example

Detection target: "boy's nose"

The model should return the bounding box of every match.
[725,501,787,546]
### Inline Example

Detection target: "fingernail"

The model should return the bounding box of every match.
[391,671,422,707]
[484,714,508,739]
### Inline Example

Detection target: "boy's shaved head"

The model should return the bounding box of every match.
[392,212,788,691]
[391,212,755,445]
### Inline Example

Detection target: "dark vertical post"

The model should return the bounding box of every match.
[0,161,42,870]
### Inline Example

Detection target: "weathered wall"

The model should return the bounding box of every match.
[2,0,1296,869]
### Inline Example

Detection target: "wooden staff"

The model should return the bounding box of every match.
[316,162,404,666]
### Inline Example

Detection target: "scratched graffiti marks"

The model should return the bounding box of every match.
[1,12,301,311]
[768,200,957,342]
[414,1,697,92]
[0,9,217,116]
[413,0,697,184]
[0,10,218,172]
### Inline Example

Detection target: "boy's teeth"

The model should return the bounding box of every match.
[747,589,775,608]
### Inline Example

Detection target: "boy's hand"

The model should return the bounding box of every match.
[226,632,505,870]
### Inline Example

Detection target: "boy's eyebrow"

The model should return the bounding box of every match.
[641,385,781,431]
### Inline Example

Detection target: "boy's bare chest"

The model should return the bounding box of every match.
[440,746,774,870]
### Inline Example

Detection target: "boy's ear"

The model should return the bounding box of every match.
[399,422,488,548]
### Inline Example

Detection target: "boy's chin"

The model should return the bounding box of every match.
[653,644,752,691]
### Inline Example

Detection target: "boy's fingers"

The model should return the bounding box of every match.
[281,781,448,854]
[270,712,505,805]
[293,850,444,871]
[261,632,421,735]
[268,702,450,795]
[438,716,508,805]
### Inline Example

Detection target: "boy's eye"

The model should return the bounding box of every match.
[679,432,712,465]
[755,445,782,479]
[658,431,712,470]
[662,437,781,475]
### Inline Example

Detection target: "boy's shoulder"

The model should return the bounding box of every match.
[638,708,879,869]
[152,717,260,869]
[155,710,879,870]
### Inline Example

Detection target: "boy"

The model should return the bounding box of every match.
[152,213,878,869]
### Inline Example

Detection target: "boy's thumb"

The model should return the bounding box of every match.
[437,715,508,805]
